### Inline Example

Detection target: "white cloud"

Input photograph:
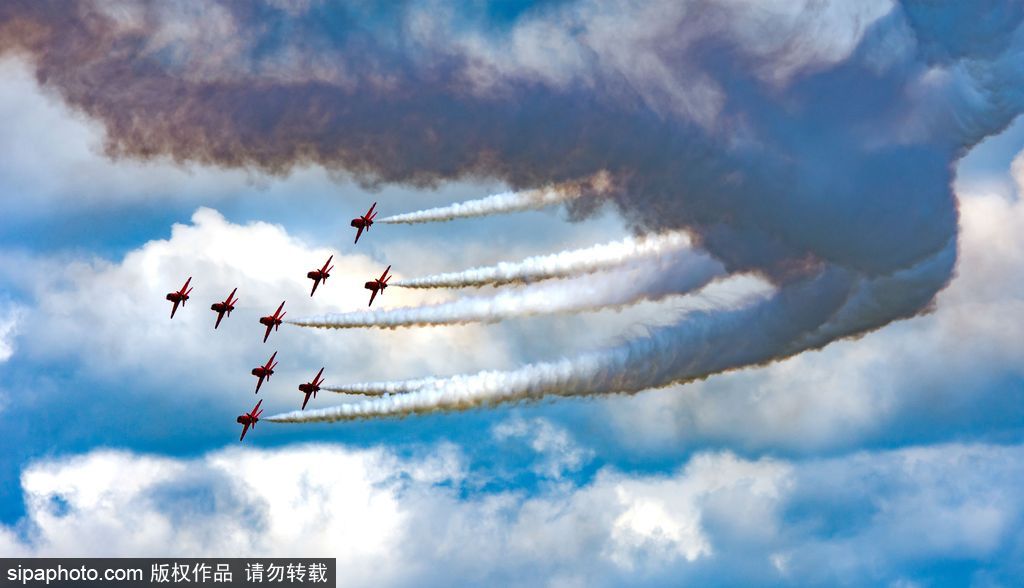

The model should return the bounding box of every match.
[2,440,1021,586]
[0,302,23,363]
[1013,147,1024,197]
[492,417,594,479]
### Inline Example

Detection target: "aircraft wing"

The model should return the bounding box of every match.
[255,375,265,394]
[302,391,312,410]
[240,422,250,442]
[379,265,391,282]
[170,299,181,318]
[368,289,378,307]
[310,278,320,297]
[354,225,364,244]
[263,323,273,343]
[215,311,225,329]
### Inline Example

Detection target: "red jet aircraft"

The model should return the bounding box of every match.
[251,351,278,394]
[236,399,264,442]
[298,367,325,410]
[351,202,378,244]
[165,277,193,319]
[259,301,286,343]
[306,255,334,297]
[210,287,238,329]
[365,265,391,307]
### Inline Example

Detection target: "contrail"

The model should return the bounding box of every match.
[289,251,725,330]
[378,172,611,224]
[394,231,693,288]
[267,242,956,423]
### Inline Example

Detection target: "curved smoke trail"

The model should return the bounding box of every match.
[394,230,693,288]
[379,172,611,224]
[267,242,955,422]
[289,251,725,330]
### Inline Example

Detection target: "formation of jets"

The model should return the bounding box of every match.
[163,202,391,441]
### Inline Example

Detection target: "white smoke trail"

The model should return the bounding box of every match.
[394,231,693,288]
[324,377,440,396]
[289,251,726,330]
[267,242,955,423]
[267,270,842,422]
[378,172,611,224]
[378,188,574,224]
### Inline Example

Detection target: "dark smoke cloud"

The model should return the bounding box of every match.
[4,1,1020,279]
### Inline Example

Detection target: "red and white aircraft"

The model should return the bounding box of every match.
[298,367,325,410]
[306,255,334,297]
[365,265,391,307]
[236,399,264,442]
[251,351,278,394]
[351,202,378,244]
[165,277,193,319]
[210,287,238,329]
[259,301,286,343]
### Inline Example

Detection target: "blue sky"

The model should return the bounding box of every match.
[1,1,1023,586]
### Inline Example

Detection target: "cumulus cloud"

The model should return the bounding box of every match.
[2,440,1022,587]
[492,417,594,480]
